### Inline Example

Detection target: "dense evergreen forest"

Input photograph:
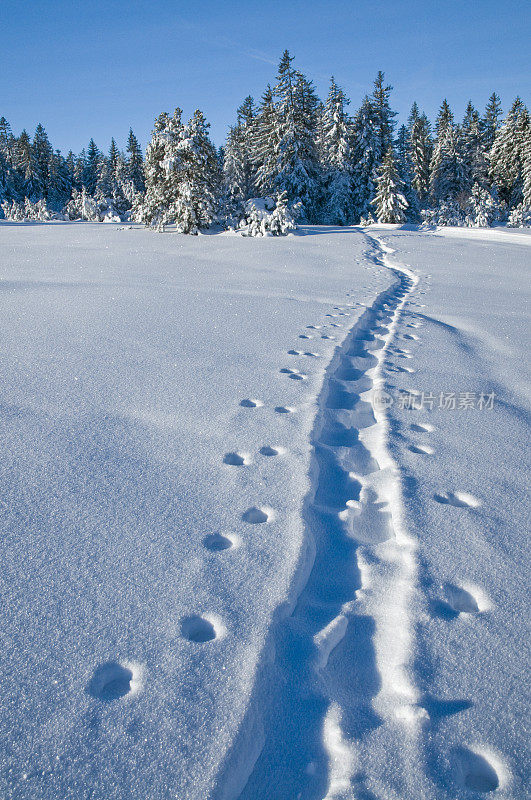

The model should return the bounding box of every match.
[1,51,530,232]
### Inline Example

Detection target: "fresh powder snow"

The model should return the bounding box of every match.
[0,221,528,800]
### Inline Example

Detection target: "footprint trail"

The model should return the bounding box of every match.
[238,234,424,799]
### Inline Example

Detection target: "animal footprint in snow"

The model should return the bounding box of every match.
[280,368,306,380]
[203,533,238,551]
[223,452,250,466]
[454,747,501,793]
[410,422,435,433]
[274,405,296,414]
[242,506,271,524]
[88,661,143,702]
[443,583,479,614]
[299,334,313,340]
[408,444,434,455]
[433,491,481,508]
[403,333,419,340]
[321,334,335,340]
[181,614,225,643]
[307,325,322,330]
[259,445,284,457]
[240,398,262,408]
[442,582,490,614]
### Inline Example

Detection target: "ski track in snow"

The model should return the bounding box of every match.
[236,234,431,799]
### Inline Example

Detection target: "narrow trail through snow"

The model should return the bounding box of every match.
[237,235,425,800]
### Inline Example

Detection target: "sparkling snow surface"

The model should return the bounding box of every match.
[0,222,528,800]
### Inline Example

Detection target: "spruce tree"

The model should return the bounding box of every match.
[371,146,408,223]
[273,51,320,220]
[175,109,221,233]
[47,150,71,211]
[252,85,280,196]
[430,125,468,204]
[138,110,182,229]
[371,71,397,163]
[318,77,354,224]
[435,99,454,138]
[138,108,220,232]
[490,97,530,208]
[481,93,503,152]
[409,112,432,204]
[223,96,256,216]
[32,123,53,198]
[351,96,379,220]
[126,129,144,192]
[396,124,420,220]
[84,139,100,194]
[461,101,488,190]
[16,130,39,199]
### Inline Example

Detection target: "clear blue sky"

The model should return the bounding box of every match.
[1,0,529,156]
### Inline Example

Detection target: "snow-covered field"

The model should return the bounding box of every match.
[0,222,528,799]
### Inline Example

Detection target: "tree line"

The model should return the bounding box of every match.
[1,50,530,231]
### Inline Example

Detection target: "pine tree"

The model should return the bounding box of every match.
[319,77,354,224]
[351,96,379,220]
[126,129,144,192]
[32,123,53,198]
[84,139,100,194]
[174,109,221,233]
[461,101,488,190]
[371,71,397,163]
[396,124,420,220]
[481,93,503,152]
[430,125,468,204]
[351,73,397,222]
[74,150,86,190]
[0,117,15,165]
[407,102,420,131]
[47,150,71,211]
[435,99,454,138]
[16,130,39,199]
[272,51,320,220]
[490,97,530,208]
[371,146,408,223]
[137,108,220,232]
[409,112,432,204]
[252,85,280,196]
[223,96,256,217]
[137,110,182,229]
[108,139,120,185]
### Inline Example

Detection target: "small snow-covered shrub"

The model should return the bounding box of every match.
[464,184,503,228]
[507,202,531,228]
[359,213,376,226]
[64,188,100,221]
[421,201,465,227]
[238,193,296,236]
[1,200,25,221]
[1,197,65,221]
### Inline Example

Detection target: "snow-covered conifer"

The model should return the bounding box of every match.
[461,101,489,190]
[490,97,530,209]
[252,86,280,196]
[409,112,432,205]
[430,124,468,205]
[371,146,408,223]
[464,183,502,227]
[318,78,354,224]
[126,129,145,193]
[84,139,100,195]
[481,93,503,152]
